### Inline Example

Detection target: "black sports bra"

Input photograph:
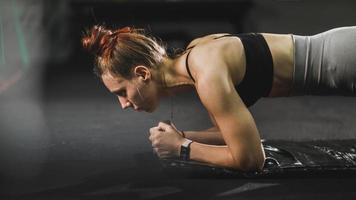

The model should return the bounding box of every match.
[185,33,274,107]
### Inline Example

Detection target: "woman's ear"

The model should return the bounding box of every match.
[134,65,151,82]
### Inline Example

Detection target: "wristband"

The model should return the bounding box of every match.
[180,139,193,161]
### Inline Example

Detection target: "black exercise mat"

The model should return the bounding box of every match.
[160,139,356,178]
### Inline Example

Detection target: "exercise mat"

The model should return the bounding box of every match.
[159,139,356,178]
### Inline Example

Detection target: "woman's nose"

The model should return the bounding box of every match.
[118,97,131,109]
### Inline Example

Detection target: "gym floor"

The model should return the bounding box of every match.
[1,0,356,199]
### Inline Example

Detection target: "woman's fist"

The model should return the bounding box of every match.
[148,121,185,158]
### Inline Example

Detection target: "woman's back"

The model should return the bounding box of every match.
[178,32,294,104]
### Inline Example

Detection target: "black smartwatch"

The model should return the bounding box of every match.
[180,139,193,161]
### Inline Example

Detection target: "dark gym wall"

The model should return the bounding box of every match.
[244,0,356,35]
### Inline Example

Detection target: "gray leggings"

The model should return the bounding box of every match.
[291,26,356,96]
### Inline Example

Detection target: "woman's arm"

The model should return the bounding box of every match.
[182,113,225,145]
[150,38,265,171]
[183,128,225,145]
[189,80,265,171]
[186,45,265,171]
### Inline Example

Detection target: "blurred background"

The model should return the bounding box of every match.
[1,0,356,199]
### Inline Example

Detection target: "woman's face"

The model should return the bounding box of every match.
[101,69,160,113]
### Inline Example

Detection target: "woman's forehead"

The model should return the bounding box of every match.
[102,72,124,81]
[102,72,125,87]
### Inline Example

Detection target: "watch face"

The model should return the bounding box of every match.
[180,147,189,160]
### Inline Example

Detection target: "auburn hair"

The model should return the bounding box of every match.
[82,25,167,78]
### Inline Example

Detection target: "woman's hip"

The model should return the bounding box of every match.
[291,26,356,96]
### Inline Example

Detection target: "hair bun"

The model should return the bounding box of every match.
[82,25,136,56]
[82,25,113,56]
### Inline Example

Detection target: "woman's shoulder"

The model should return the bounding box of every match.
[186,33,233,49]
[186,34,244,77]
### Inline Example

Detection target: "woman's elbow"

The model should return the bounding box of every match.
[231,153,266,172]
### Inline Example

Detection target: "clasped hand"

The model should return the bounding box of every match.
[148,121,185,159]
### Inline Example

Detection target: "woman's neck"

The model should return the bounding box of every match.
[158,56,195,95]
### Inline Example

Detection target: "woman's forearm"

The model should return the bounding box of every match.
[189,142,236,169]
[188,141,264,171]
[183,127,225,145]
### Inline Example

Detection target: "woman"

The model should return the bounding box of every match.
[82,25,356,172]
